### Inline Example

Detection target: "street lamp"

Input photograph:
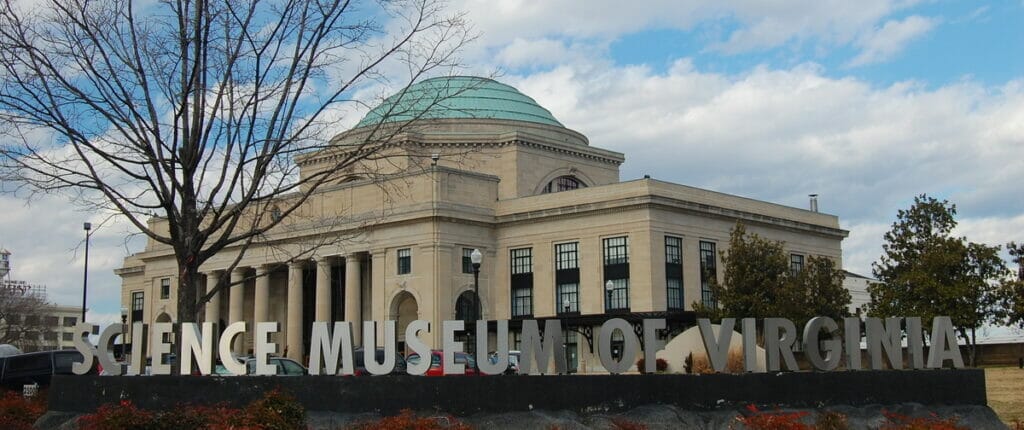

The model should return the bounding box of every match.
[470,249,482,373]
[605,280,614,312]
[120,306,128,360]
[81,222,92,322]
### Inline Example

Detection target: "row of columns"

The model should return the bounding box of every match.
[202,254,362,361]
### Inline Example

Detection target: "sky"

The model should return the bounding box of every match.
[1,0,1023,334]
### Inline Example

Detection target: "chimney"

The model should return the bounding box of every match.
[809,194,819,212]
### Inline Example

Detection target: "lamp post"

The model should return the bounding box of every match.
[81,222,92,322]
[470,249,482,373]
[120,306,128,360]
[605,280,614,312]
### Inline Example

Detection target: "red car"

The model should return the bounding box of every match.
[405,350,479,376]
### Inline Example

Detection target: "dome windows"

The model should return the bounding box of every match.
[543,175,586,194]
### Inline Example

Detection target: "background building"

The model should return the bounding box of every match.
[1,249,81,352]
[118,76,848,373]
[842,270,874,317]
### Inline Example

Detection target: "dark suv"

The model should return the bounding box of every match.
[353,348,407,375]
[0,350,86,390]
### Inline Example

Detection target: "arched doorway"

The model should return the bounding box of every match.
[390,291,418,354]
[454,291,481,355]
[155,312,173,346]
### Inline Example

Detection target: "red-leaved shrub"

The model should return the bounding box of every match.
[351,408,471,430]
[0,390,47,430]
[735,405,812,430]
[77,388,306,430]
[880,410,969,430]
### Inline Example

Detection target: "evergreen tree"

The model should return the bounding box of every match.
[693,223,850,329]
[998,242,1024,328]
[868,194,1008,365]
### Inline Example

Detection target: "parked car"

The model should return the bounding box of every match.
[405,350,478,376]
[0,350,88,389]
[353,348,407,376]
[489,350,521,375]
[212,357,307,376]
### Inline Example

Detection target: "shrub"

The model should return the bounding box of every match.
[610,416,648,430]
[635,358,669,373]
[690,350,746,374]
[880,410,969,430]
[78,388,306,430]
[350,409,471,430]
[241,389,306,430]
[0,390,47,430]
[78,400,156,430]
[734,404,812,430]
[814,411,848,430]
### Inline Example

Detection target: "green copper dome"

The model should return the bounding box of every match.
[355,76,563,128]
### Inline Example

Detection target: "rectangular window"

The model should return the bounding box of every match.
[43,331,57,341]
[62,317,77,327]
[665,236,683,310]
[510,248,533,317]
[603,237,630,311]
[131,291,144,323]
[511,248,532,275]
[62,332,73,342]
[564,329,578,373]
[790,253,805,276]
[397,248,411,275]
[160,278,170,300]
[555,242,579,314]
[462,248,474,274]
[44,316,59,326]
[512,287,533,317]
[700,241,718,309]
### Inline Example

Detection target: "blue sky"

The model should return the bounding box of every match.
[604,3,1024,88]
[2,0,1023,335]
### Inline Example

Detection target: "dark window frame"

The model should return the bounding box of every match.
[131,291,144,323]
[790,253,805,276]
[159,278,170,300]
[603,236,630,311]
[665,236,684,310]
[700,240,717,309]
[555,242,580,314]
[462,248,474,274]
[542,175,586,194]
[397,248,412,275]
[510,248,533,317]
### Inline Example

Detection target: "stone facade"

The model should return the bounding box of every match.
[117,77,848,373]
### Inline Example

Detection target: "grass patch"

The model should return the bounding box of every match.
[986,367,1024,426]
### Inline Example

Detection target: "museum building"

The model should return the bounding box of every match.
[117,76,848,373]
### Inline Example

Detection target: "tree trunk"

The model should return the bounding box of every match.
[177,257,200,323]
[970,327,977,367]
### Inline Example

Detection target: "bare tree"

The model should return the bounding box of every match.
[0,281,52,350]
[0,0,473,322]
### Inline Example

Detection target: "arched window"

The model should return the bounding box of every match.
[455,291,480,322]
[542,175,585,194]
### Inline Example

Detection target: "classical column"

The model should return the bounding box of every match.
[344,254,362,346]
[286,261,304,361]
[254,265,271,323]
[228,267,247,356]
[315,257,332,322]
[203,271,222,326]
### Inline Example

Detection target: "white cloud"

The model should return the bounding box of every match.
[453,0,923,59]
[495,38,573,68]
[847,15,938,67]
[0,193,142,315]
[501,58,1024,276]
